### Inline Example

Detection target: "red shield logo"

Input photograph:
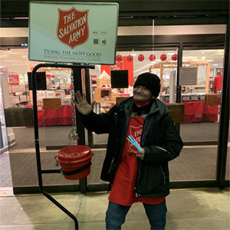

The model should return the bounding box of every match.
[57,8,89,49]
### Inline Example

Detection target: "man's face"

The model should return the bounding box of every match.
[133,85,154,102]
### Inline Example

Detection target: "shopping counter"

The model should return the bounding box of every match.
[161,94,218,123]
[182,101,218,123]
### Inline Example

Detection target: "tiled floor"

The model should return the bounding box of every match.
[0,122,229,229]
[0,188,229,230]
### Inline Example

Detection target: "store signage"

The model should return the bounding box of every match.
[29,1,119,65]
[179,67,198,85]
[8,73,20,85]
[57,8,89,49]
[101,56,134,86]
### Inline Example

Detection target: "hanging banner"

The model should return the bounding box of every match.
[28,1,119,65]
[101,56,134,86]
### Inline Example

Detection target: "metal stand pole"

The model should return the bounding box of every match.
[85,68,94,148]
[31,63,94,230]
[72,68,87,194]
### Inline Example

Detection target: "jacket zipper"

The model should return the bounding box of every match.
[109,110,128,183]
[135,166,166,197]
[160,165,166,185]
[156,145,173,158]
[155,146,168,152]
[134,158,142,197]
[135,106,159,198]
[108,112,118,176]
[108,158,114,174]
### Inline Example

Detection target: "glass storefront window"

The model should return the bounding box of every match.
[0,46,227,187]
[89,50,178,109]
[170,49,225,183]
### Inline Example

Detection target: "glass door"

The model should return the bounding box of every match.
[169,49,227,185]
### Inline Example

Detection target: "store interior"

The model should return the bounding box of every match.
[0,48,225,82]
[0,48,225,106]
[0,1,229,229]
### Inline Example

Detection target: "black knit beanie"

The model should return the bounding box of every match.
[134,72,161,97]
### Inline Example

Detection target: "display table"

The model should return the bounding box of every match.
[182,101,218,123]
[25,100,218,126]
[161,94,218,123]
[26,104,72,127]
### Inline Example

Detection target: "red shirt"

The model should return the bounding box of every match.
[213,74,223,93]
[108,116,165,206]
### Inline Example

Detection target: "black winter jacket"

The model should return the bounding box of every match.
[81,97,183,198]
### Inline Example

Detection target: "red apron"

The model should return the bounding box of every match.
[109,116,165,206]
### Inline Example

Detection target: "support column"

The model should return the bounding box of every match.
[216,21,230,188]
[176,43,183,132]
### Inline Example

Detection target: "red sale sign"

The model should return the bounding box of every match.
[8,73,19,85]
[101,56,134,86]
[57,8,89,49]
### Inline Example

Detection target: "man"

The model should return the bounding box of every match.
[75,72,183,230]
[213,71,223,94]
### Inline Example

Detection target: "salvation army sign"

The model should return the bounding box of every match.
[57,8,89,49]
[29,2,119,65]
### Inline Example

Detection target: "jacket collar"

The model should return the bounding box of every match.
[119,97,168,117]
[151,99,169,116]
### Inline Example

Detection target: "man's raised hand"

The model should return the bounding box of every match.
[75,91,94,115]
